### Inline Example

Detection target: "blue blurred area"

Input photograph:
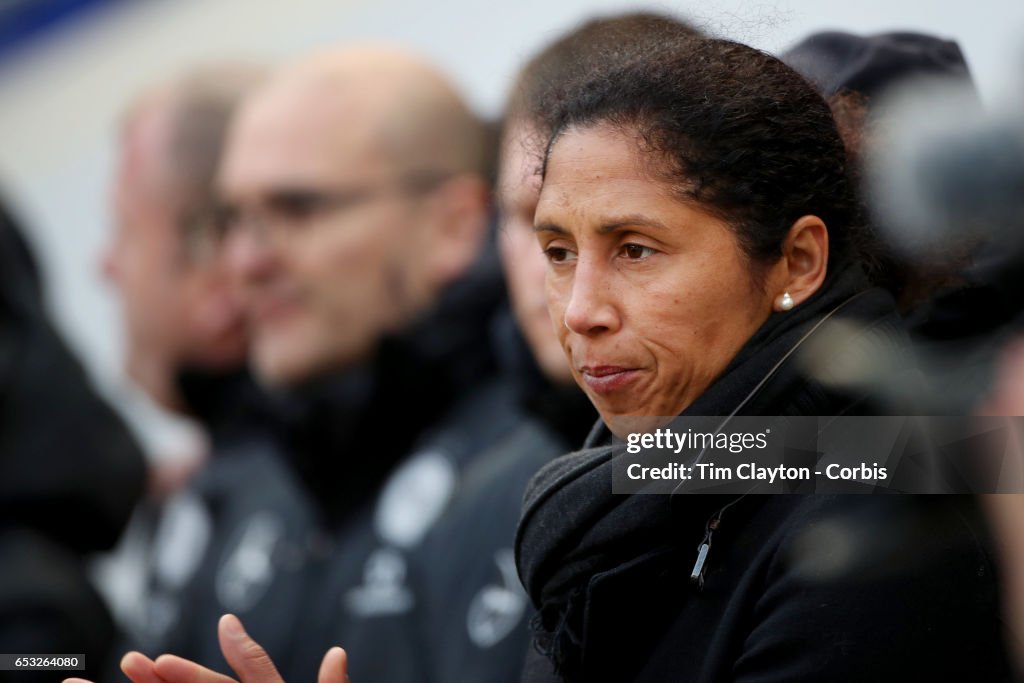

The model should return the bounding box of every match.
[0,0,130,60]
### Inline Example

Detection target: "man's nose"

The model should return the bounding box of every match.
[224,225,278,284]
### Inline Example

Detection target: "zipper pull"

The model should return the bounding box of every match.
[690,516,720,589]
[690,542,710,587]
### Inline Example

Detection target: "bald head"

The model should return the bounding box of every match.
[218,45,491,387]
[240,46,486,180]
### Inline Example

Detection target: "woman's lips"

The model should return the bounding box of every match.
[579,365,640,394]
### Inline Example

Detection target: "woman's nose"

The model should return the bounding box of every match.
[562,258,620,336]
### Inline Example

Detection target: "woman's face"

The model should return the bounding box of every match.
[534,124,776,428]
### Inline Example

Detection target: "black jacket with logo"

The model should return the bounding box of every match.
[131,246,523,682]
[398,309,596,683]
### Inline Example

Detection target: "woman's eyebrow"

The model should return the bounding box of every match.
[534,216,673,235]
[598,215,671,234]
[533,222,568,235]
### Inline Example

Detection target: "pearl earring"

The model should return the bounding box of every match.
[779,292,794,311]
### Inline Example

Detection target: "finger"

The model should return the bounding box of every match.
[317,647,348,683]
[153,654,237,683]
[120,652,164,683]
[217,613,284,683]
[63,679,93,683]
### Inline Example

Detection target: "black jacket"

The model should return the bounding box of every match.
[1,211,147,681]
[402,309,596,683]
[129,244,520,682]
[515,266,1015,682]
[279,245,529,682]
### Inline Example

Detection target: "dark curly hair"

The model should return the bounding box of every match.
[537,37,868,275]
[504,12,701,127]
[497,12,701,189]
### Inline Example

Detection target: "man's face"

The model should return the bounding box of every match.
[218,86,438,387]
[105,107,227,406]
[105,106,248,407]
[497,122,574,385]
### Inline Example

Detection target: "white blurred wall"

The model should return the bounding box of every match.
[0,0,1021,448]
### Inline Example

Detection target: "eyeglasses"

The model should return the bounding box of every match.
[209,169,454,246]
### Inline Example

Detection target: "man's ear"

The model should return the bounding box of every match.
[424,173,490,288]
[771,215,829,312]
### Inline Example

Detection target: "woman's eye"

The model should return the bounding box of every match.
[622,243,656,259]
[544,246,577,263]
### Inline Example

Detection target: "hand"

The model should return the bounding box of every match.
[65,614,348,683]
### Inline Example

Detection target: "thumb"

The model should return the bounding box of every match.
[318,647,348,683]
[218,614,284,683]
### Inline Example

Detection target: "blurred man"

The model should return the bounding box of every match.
[103,65,269,512]
[105,67,261,414]
[781,30,981,315]
[217,46,492,391]
[100,64,279,665]
[128,45,514,682]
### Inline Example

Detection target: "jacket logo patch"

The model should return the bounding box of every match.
[216,512,285,612]
[467,549,527,648]
[374,450,456,548]
[345,547,414,616]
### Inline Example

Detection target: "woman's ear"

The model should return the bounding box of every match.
[773,215,828,312]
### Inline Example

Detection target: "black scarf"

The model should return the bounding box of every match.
[514,264,903,679]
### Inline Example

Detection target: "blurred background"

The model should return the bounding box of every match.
[1,0,1022,455]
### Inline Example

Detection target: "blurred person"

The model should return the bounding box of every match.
[99,64,301,669]
[782,30,976,103]
[779,31,1019,418]
[114,44,515,683]
[851,51,1024,670]
[789,31,1024,416]
[785,31,971,318]
[1,195,147,681]
[781,30,982,313]
[103,63,266,473]
[105,68,255,414]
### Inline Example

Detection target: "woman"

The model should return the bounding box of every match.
[514,36,1014,682]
